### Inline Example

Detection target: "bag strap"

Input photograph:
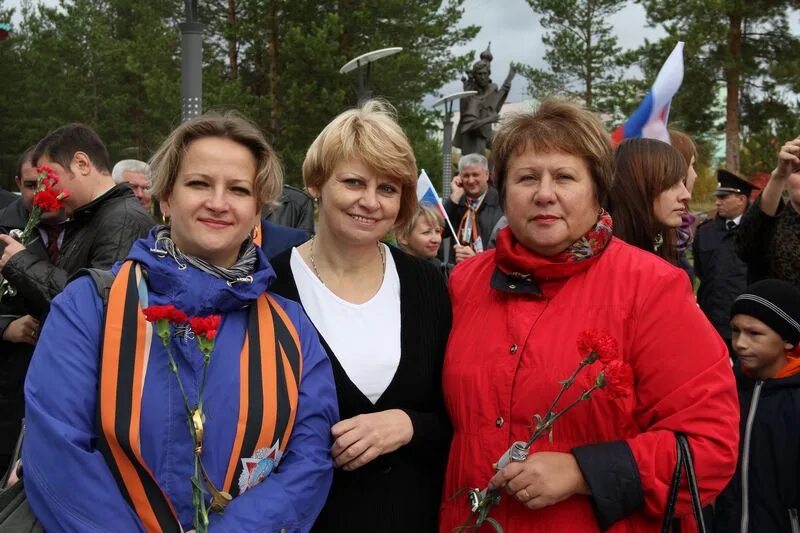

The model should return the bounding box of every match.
[661,433,707,533]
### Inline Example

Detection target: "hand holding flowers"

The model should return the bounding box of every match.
[0,166,69,301]
[457,329,633,532]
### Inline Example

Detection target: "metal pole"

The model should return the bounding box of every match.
[180,1,203,122]
[442,103,454,198]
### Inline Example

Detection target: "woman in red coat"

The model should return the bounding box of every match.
[439,100,739,532]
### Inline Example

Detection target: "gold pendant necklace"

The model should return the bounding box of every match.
[309,236,385,286]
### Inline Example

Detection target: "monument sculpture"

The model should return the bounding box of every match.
[453,44,517,156]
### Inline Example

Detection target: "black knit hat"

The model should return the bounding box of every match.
[730,279,800,347]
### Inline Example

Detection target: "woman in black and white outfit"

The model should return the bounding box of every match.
[269,100,452,533]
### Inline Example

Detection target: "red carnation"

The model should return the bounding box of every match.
[602,360,634,399]
[577,328,619,364]
[33,188,69,212]
[189,315,221,340]
[143,304,188,324]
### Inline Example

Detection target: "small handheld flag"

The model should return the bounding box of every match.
[416,170,461,246]
[612,41,684,146]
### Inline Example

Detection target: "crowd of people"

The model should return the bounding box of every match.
[0,97,798,532]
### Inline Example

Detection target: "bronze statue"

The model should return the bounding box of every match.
[453,43,517,156]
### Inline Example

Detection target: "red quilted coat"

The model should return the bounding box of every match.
[440,237,739,532]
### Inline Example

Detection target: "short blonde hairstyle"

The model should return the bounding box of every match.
[491,99,613,207]
[150,111,283,207]
[302,99,418,228]
[396,204,443,244]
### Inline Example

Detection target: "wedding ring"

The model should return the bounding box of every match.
[521,488,530,500]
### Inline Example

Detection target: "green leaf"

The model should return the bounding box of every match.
[485,517,503,533]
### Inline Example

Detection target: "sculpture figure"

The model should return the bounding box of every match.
[453,44,517,156]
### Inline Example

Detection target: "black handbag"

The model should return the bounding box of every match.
[661,433,708,533]
[0,421,43,532]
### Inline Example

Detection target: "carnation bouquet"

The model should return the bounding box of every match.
[143,305,226,533]
[457,329,633,532]
[0,166,69,301]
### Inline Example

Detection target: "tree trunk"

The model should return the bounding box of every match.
[268,0,279,134]
[584,0,593,108]
[725,14,742,172]
[227,0,238,80]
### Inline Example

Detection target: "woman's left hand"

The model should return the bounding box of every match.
[488,451,590,510]
[330,409,414,471]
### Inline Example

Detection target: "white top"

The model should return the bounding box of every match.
[290,244,401,404]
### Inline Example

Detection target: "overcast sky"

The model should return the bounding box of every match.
[436,0,665,104]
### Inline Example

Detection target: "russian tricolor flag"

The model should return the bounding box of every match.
[612,41,685,146]
[416,170,461,245]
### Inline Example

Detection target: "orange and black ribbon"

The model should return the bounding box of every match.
[96,260,302,531]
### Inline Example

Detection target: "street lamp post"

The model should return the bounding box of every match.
[180,0,203,122]
[432,91,476,198]
[339,47,403,105]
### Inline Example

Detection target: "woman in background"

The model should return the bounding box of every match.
[608,137,691,265]
[396,204,452,279]
[669,128,699,280]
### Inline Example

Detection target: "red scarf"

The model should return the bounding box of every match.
[495,209,613,282]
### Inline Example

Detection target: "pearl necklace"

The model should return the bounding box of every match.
[309,236,386,286]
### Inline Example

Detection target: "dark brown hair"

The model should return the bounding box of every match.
[608,138,687,264]
[32,123,111,174]
[491,99,613,208]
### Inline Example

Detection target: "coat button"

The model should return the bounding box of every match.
[496,417,504,427]
[510,344,518,354]
[508,283,517,290]
[381,466,392,474]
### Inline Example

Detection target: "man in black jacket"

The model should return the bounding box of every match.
[264,184,315,235]
[0,148,61,472]
[0,123,153,318]
[444,153,504,264]
[693,170,759,356]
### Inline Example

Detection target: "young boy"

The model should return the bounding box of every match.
[714,279,800,533]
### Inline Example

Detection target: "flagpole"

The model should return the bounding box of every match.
[440,201,462,246]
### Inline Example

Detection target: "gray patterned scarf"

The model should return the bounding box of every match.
[151,226,258,283]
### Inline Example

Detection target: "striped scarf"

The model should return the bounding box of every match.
[152,226,257,283]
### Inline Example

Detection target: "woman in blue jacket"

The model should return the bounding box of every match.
[22,112,338,532]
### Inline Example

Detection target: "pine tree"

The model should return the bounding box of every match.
[520,0,633,118]
[637,0,800,173]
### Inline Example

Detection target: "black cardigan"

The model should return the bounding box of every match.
[269,245,453,533]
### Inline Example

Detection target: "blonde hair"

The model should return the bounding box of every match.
[397,204,443,244]
[302,99,418,227]
[150,111,283,207]
[491,99,613,207]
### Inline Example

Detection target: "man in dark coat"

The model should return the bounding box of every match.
[0,123,153,318]
[0,148,65,472]
[264,184,315,235]
[444,153,504,264]
[0,187,16,209]
[693,170,759,355]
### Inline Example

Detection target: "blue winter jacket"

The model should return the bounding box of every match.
[22,230,339,532]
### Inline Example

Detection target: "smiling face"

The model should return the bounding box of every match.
[504,148,600,257]
[310,159,402,247]
[459,164,490,199]
[731,314,793,379]
[159,137,260,268]
[653,180,691,228]
[401,216,442,259]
